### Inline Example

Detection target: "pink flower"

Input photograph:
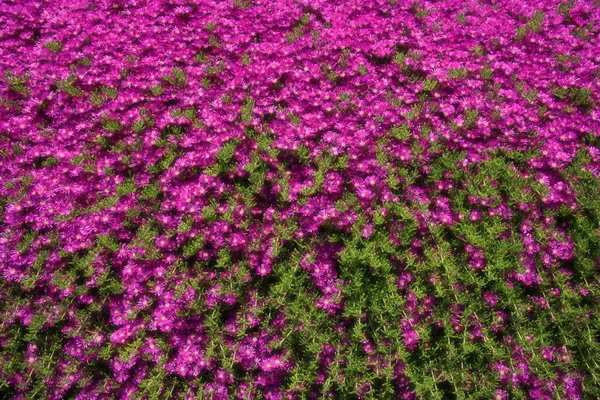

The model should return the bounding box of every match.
[361,223,373,238]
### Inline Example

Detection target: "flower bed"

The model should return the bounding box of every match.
[1,0,599,399]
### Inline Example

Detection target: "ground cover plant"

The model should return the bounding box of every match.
[1,0,600,398]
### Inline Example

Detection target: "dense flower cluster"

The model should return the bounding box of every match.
[1,0,600,398]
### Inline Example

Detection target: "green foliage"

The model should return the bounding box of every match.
[205,60,226,75]
[390,123,411,141]
[515,10,546,40]
[447,68,468,79]
[150,84,164,96]
[89,88,106,105]
[139,181,162,200]
[96,234,120,253]
[410,1,430,19]
[241,53,251,65]
[552,85,596,111]
[463,108,479,129]
[480,64,493,80]
[77,57,91,67]
[97,272,125,295]
[101,115,122,132]
[572,22,594,41]
[569,86,595,110]
[287,13,311,43]
[216,140,237,164]
[194,51,210,64]
[128,112,154,134]
[240,96,255,124]
[471,44,484,57]
[3,70,30,96]
[208,34,222,48]
[422,78,439,91]
[161,67,186,87]
[558,0,575,21]
[116,179,138,197]
[103,86,118,99]
[44,40,63,52]
[182,235,205,257]
[40,156,59,167]
[56,76,84,97]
